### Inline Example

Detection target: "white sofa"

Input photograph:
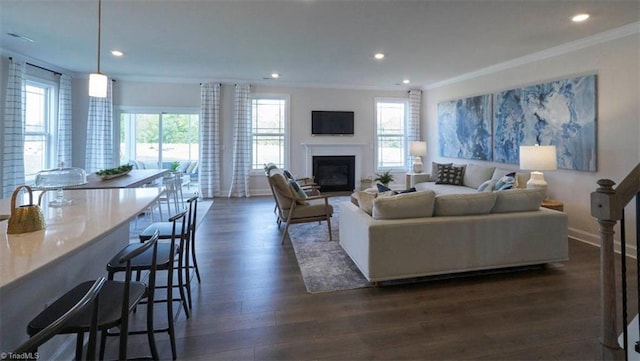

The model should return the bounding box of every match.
[340,165,569,283]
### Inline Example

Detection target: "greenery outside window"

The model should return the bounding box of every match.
[375,98,408,170]
[250,95,289,170]
[119,110,199,170]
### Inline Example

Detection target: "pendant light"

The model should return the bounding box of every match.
[88,0,107,98]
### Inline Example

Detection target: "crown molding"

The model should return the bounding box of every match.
[426,21,640,90]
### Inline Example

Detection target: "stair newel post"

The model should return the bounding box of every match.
[592,179,625,360]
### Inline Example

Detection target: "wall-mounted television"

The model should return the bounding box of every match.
[311,111,354,135]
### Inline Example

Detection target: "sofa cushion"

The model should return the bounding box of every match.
[435,164,464,185]
[415,182,477,195]
[463,164,496,189]
[372,191,436,220]
[492,167,528,189]
[434,192,497,216]
[491,188,546,213]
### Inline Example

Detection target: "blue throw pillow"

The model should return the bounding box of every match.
[494,172,516,191]
[376,183,392,192]
[289,179,307,199]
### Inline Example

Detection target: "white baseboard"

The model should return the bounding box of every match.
[569,227,638,259]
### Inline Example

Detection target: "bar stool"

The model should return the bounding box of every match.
[107,211,187,360]
[26,232,161,361]
[138,194,200,310]
[16,278,105,361]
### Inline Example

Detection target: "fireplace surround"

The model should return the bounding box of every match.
[312,156,355,192]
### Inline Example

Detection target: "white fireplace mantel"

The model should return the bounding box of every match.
[301,142,369,182]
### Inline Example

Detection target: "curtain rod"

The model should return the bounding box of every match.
[9,57,62,76]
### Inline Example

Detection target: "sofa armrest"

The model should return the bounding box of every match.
[412,173,431,185]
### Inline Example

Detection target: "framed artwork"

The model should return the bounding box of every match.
[493,75,597,171]
[437,94,492,161]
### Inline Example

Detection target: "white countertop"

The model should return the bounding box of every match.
[0,188,160,288]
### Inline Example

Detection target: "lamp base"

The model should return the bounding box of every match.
[526,171,548,197]
[412,156,423,173]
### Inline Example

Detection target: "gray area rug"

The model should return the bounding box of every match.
[287,197,373,294]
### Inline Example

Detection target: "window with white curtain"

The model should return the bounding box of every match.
[24,79,57,181]
[250,95,289,170]
[119,110,199,168]
[375,98,408,170]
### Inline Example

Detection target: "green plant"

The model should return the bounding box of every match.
[170,161,180,171]
[374,170,395,186]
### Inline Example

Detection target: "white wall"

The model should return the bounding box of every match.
[424,33,640,247]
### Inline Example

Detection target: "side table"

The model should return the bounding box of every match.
[541,199,564,212]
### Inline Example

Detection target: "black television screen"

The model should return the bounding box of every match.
[311,111,354,135]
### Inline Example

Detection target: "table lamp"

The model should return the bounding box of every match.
[409,141,427,173]
[519,144,557,196]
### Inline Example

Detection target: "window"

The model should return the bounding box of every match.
[375,98,408,169]
[24,80,57,181]
[250,95,288,170]
[119,111,199,169]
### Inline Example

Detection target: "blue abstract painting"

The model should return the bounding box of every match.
[493,75,597,171]
[438,95,492,161]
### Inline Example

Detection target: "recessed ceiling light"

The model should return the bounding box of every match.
[111,50,124,57]
[572,13,590,22]
[271,73,280,79]
[403,79,410,84]
[374,53,385,60]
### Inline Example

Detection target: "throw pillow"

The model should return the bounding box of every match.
[376,183,392,192]
[435,164,464,185]
[397,187,417,194]
[493,172,516,191]
[430,162,452,181]
[283,169,294,180]
[476,179,498,192]
[288,179,309,205]
[355,191,377,215]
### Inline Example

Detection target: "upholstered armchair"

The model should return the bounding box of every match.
[267,171,333,244]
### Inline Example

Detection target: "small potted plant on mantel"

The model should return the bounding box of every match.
[374,170,395,187]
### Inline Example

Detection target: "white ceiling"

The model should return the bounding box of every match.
[1,0,639,90]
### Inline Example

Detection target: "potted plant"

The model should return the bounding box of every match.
[374,170,395,187]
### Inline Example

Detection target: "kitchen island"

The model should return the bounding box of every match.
[0,188,161,355]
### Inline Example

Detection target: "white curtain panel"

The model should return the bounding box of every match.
[85,80,114,173]
[57,74,73,168]
[199,83,222,198]
[228,84,251,197]
[2,59,26,198]
[407,89,422,169]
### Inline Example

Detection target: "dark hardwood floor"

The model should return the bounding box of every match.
[115,196,637,360]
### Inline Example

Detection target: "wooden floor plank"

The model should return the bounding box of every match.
[106,195,637,360]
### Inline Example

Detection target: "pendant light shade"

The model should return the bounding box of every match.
[89,0,107,98]
[89,73,107,98]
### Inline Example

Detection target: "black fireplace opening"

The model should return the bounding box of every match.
[312,155,355,192]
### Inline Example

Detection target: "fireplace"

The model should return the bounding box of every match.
[312,156,355,192]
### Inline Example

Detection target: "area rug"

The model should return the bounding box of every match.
[287,197,373,294]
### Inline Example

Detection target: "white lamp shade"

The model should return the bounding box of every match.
[519,145,557,171]
[409,141,427,157]
[89,73,108,98]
